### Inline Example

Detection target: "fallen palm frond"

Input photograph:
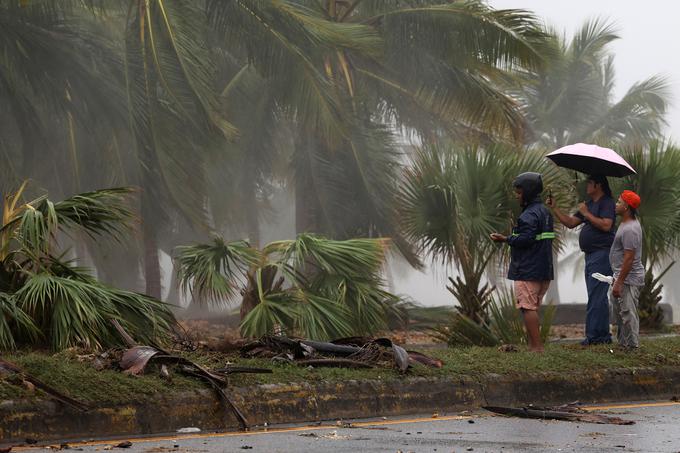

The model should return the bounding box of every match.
[119,345,252,430]
[240,335,442,372]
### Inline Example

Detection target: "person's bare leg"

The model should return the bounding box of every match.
[522,309,543,352]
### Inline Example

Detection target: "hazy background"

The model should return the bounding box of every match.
[392,0,680,317]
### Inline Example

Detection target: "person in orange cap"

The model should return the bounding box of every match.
[609,190,644,349]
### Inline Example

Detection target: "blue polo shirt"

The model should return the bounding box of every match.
[574,195,616,253]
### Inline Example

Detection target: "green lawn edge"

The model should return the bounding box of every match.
[2,337,680,406]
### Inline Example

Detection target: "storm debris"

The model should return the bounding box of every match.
[240,335,442,371]
[483,405,635,425]
[119,346,252,430]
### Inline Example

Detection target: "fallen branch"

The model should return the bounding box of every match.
[483,406,635,425]
[0,359,89,411]
[296,358,375,369]
[213,365,273,375]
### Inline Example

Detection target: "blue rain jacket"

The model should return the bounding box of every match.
[507,199,554,281]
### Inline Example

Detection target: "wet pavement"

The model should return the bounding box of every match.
[19,401,680,452]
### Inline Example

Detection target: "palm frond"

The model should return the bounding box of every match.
[613,141,680,266]
[360,1,546,141]
[13,267,175,351]
[517,18,668,147]
[239,290,297,338]
[0,292,40,350]
[175,237,261,307]
[3,187,135,257]
[582,76,670,143]
[195,234,401,338]
[439,289,555,347]
[266,234,388,278]
[293,290,353,340]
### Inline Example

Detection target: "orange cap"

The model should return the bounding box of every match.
[621,190,641,209]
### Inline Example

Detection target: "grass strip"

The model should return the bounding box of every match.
[1,337,679,405]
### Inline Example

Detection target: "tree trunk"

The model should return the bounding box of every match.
[243,175,261,248]
[143,225,162,299]
[13,98,43,187]
[142,192,162,299]
[294,135,320,235]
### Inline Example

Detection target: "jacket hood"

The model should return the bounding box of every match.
[513,172,543,206]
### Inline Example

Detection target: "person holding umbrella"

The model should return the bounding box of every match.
[547,175,615,345]
[544,143,637,346]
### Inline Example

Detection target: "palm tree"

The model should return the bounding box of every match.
[1,0,549,302]
[0,184,175,351]
[398,144,566,323]
[122,0,241,299]
[175,234,398,339]
[518,19,670,148]
[0,1,128,197]
[206,0,547,252]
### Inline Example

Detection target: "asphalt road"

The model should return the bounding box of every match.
[18,401,680,452]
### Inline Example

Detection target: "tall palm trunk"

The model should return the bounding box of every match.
[294,135,321,235]
[142,192,162,299]
[243,165,261,248]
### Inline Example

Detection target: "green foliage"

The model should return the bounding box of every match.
[0,185,176,351]
[399,144,566,322]
[5,188,135,257]
[613,142,680,266]
[175,238,260,307]
[0,0,570,301]
[5,337,680,404]
[637,264,672,330]
[175,234,399,339]
[518,19,670,148]
[205,0,547,260]
[434,290,555,347]
[0,292,39,350]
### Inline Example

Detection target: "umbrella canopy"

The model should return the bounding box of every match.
[546,143,636,177]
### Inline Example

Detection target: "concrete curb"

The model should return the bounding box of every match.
[2,366,680,445]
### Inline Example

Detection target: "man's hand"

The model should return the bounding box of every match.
[490,233,507,242]
[612,280,623,298]
[546,195,555,209]
[578,202,589,216]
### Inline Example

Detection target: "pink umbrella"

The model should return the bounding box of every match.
[546,143,636,177]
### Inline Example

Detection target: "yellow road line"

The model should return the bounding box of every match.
[14,415,471,450]
[583,401,680,411]
[14,401,676,450]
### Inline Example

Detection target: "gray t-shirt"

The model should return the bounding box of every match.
[609,219,645,286]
